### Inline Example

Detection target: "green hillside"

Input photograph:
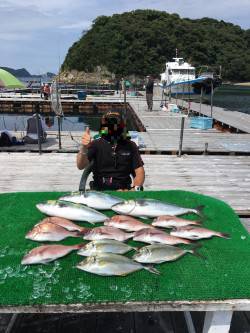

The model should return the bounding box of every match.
[62,9,250,81]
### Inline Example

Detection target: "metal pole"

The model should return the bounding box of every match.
[199,87,203,116]
[123,79,127,119]
[178,117,185,157]
[58,116,62,149]
[35,104,42,155]
[210,81,214,118]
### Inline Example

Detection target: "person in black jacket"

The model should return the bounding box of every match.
[145,75,154,111]
[77,111,145,191]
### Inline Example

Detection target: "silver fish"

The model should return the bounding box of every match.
[77,239,135,256]
[35,216,85,232]
[133,228,192,245]
[152,215,201,229]
[59,191,124,210]
[133,244,203,263]
[36,200,108,224]
[83,226,134,242]
[21,244,82,265]
[170,226,230,240]
[77,253,159,276]
[26,222,85,242]
[112,199,203,218]
[104,215,154,232]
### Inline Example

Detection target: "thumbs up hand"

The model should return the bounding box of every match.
[81,127,92,148]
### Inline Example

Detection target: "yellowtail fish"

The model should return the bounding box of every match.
[133,244,204,264]
[83,226,134,242]
[26,222,87,242]
[104,215,154,232]
[77,253,160,276]
[77,239,135,256]
[21,244,83,265]
[170,226,230,240]
[133,228,192,245]
[59,191,124,210]
[152,215,201,229]
[35,216,85,232]
[112,199,204,218]
[36,200,108,224]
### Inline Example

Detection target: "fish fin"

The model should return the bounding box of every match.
[218,232,230,239]
[75,244,86,250]
[125,232,135,240]
[143,265,160,275]
[194,205,205,218]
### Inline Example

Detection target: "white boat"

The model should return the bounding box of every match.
[160,56,222,98]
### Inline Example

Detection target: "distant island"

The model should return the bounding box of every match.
[0,67,56,79]
[62,9,250,82]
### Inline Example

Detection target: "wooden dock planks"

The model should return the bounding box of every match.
[0,153,249,216]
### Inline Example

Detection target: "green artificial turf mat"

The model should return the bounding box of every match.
[0,190,249,306]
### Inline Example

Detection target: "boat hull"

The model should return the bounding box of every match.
[163,77,222,99]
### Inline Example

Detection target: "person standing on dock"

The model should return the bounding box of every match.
[145,75,154,111]
[76,111,145,191]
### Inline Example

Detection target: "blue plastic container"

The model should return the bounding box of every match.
[190,117,213,129]
[77,91,87,100]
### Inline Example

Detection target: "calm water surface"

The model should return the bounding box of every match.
[209,85,250,114]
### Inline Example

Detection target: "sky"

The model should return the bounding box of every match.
[0,0,250,74]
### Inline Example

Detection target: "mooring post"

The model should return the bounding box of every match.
[35,103,42,155]
[204,142,209,155]
[178,116,185,157]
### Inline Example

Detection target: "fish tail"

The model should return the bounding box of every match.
[77,228,89,237]
[194,205,205,218]
[143,265,160,275]
[217,232,230,239]
[188,244,206,260]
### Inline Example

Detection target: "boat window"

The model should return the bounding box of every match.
[179,69,195,75]
[172,69,180,74]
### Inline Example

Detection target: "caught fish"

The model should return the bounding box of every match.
[59,191,124,210]
[77,253,159,276]
[170,226,230,240]
[84,226,134,242]
[133,228,192,245]
[26,222,86,242]
[133,244,203,264]
[36,200,108,224]
[35,216,85,232]
[152,215,201,229]
[112,199,204,218]
[21,244,82,265]
[77,239,135,256]
[104,215,154,232]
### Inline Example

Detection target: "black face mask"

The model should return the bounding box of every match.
[100,117,126,143]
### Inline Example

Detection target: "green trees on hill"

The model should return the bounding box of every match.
[62,10,250,82]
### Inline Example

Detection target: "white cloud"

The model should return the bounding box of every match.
[60,21,91,30]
